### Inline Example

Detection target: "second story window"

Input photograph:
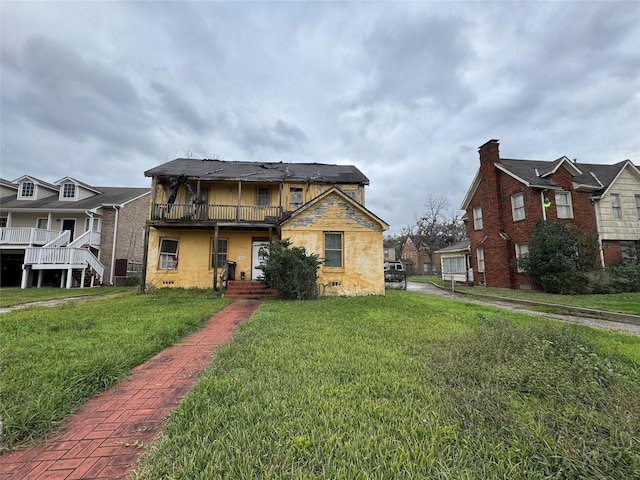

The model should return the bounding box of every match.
[635,195,640,220]
[473,207,483,230]
[511,193,525,221]
[257,187,270,206]
[611,193,621,219]
[290,187,303,210]
[20,182,34,198]
[36,218,48,229]
[555,191,573,218]
[62,183,76,199]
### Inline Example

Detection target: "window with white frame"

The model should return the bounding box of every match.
[476,247,485,272]
[324,232,343,268]
[20,182,34,198]
[84,218,100,232]
[290,187,303,210]
[0,217,7,227]
[36,218,48,229]
[611,193,622,219]
[159,239,179,270]
[511,193,525,221]
[635,195,640,220]
[555,191,573,218]
[473,207,483,230]
[515,243,529,273]
[62,183,76,199]
[211,238,228,269]
[442,256,465,273]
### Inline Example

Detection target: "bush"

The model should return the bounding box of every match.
[610,262,640,292]
[257,239,321,300]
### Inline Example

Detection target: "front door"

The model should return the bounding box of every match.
[252,242,269,280]
[62,219,76,241]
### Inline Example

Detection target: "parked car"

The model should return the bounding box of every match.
[384,262,405,282]
[384,261,404,272]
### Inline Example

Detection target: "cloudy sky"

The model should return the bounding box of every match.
[2,1,639,234]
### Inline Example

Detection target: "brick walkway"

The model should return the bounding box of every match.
[0,300,260,480]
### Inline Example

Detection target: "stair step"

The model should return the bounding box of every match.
[224,281,277,299]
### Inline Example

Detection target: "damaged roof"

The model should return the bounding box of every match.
[144,158,370,185]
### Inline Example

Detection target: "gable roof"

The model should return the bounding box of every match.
[435,238,470,254]
[12,175,58,191]
[461,156,639,210]
[54,176,103,195]
[144,158,369,185]
[279,186,388,231]
[0,187,149,212]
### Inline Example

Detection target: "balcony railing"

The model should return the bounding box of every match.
[151,203,284,223]
[0,227,62,246]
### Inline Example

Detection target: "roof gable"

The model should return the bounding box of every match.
[279,187,388,231]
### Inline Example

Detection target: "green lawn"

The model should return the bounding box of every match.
[0,288,231,449]
[133,291,640,479]
[0,286,131,308]
[410,276,640,315]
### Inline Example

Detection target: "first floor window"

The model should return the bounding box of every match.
[211,238,228,268]
[473,207,483,230]
[555,191,573,218]
[324,232,342,267]
[511,193,525,221]
[611,193,621,219]
[621,242,639,264]
[476,247,485,273]
[515,243,529,273]
[443,256,465,273]
[159,239,179,269]
[36,218,48,229]
[0,217,7,227]
[84,218,100,232]
[290,187,303,210]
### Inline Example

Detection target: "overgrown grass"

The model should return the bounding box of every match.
[0,288,230,450]
[0,286,130,308]
[134,291,640,479]
[410,276,640,315]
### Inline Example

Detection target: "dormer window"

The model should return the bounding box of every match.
[20,182,35,198]
[62,183,76,199]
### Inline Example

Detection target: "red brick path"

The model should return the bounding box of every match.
[0,300,260,480]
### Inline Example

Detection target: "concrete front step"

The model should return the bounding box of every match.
[224,281,278,299]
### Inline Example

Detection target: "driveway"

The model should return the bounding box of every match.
[406,281,640,336]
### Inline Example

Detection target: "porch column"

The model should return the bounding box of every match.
[20,266,29,289]
[66,268,73,289]
[37,270,43,288]
[80,268,86,288]
[213,224,219,291]
[60,271,66,288]
[236,181,242,221]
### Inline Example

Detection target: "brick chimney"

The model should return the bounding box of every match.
[479,139,500,166]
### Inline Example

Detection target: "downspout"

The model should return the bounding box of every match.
[593,199,605,268]
[110,206,120,285]
[540,191,547,221]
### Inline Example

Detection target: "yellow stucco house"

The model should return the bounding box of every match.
[142,158,389,296]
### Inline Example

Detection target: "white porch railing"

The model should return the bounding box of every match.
[43,230,71,248]
[0,227,62,246]
[25,247,105,280]
[68,230,101,248]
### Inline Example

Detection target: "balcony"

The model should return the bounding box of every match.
[151,203,284,224]
[0,227,62,246]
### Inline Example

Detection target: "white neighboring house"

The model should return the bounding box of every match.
[0,176,149,288]
[436,239,472,285]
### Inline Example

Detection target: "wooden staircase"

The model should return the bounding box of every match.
[224,281,278,299]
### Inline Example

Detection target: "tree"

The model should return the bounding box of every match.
[257,239,321,300]
[518,220,599,294]
[412,194,465,266]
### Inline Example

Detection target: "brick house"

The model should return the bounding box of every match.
[401,235,440,275]
[460,139,640,289]
[0,176,149,288]
[142,158,389,296]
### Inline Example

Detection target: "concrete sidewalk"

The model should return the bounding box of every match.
[0,300,260,480]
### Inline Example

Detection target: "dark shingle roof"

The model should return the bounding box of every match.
[144,158,369,185]
[0,187,149,211]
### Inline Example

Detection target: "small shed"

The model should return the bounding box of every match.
[435,239,472,285]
